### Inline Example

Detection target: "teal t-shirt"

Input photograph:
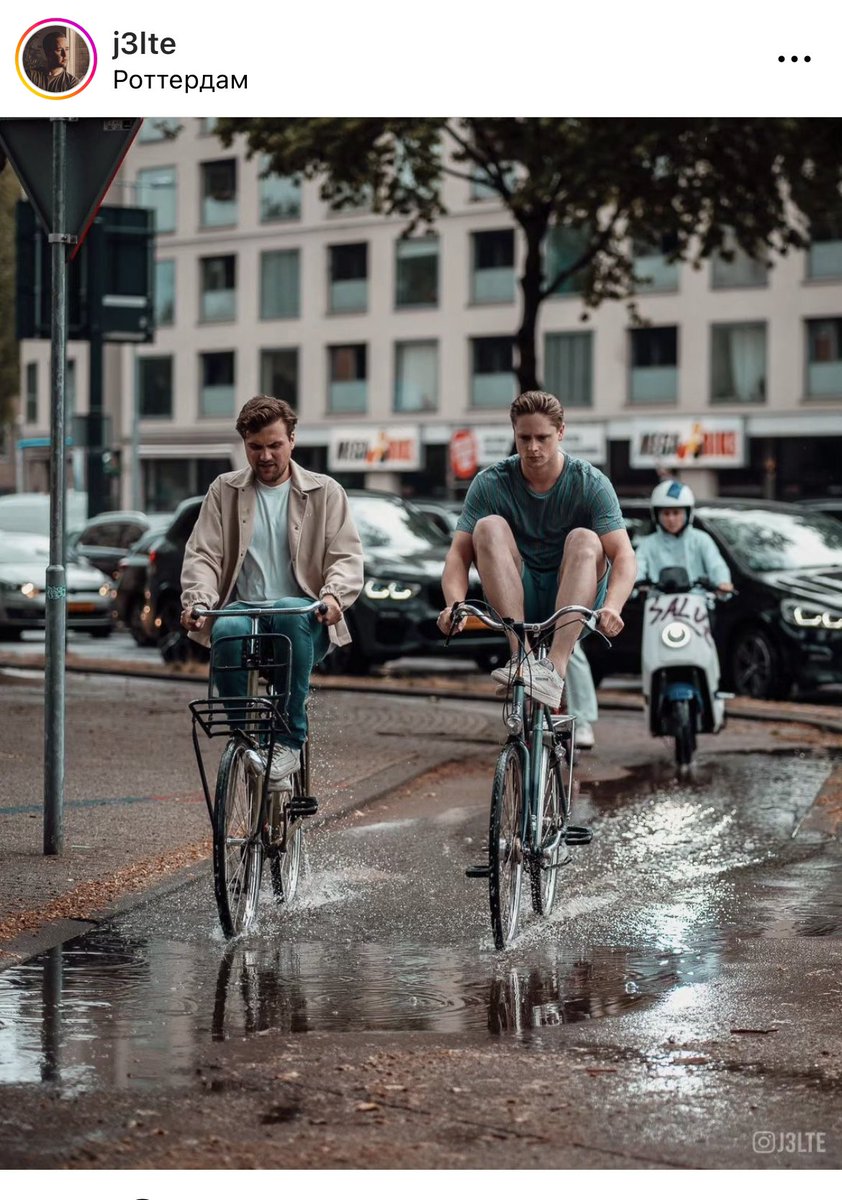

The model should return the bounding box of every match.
[456,453,624,573]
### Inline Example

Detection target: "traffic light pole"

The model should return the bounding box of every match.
[86,219,107,519]
[44,118,75,856]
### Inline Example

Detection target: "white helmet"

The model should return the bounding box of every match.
[651,479,695,533]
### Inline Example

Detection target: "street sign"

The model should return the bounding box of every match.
[0,117,141,255]
[16,201,155,343]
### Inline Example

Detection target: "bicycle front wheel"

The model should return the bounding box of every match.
[530,749,566,916]
[489,743,526,950]
[213,740,263,938]
[268,769,303,905]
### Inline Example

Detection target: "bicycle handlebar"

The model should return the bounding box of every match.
[191,600,328,620]
[451,600,602,636]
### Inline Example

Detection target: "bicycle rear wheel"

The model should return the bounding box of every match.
[213,740,264,937]
[489,743,526,950]
[268,767,304,904]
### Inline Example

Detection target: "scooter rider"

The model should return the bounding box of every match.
[636,480,734,594]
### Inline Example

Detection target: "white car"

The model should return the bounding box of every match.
[0,533,114,639]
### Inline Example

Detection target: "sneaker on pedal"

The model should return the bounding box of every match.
[245,744,301,783]
[490,653,533,689]
[575,719,595,750]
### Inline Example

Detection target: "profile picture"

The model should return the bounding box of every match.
[17,19,97,98]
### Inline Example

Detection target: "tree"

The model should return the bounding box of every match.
[0,163,21,428]
[215,118,842,393]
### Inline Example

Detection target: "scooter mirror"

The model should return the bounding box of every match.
[657,565,692,593]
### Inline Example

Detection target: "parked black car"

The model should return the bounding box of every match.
[584,499,842,699]
[799,498,842,525]
[146,489,506,672]
[112,514,175,645]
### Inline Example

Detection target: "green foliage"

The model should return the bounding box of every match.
[215,118,842,391]
[0,169,22,426]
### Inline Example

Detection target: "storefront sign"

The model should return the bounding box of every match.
[631,418,745,468]
[328,426,421,472]
[562,422,607,464]
[449,429,479,480]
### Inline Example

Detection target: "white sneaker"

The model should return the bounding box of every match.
[245,744,301,783]
[490,653,532,688]
[575,720,595,750]
[523,660,565,708]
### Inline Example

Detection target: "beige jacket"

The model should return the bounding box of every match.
[181,461,364,648]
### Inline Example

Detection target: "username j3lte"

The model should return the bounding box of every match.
[112,31,176,59]
[753,1132,826,1153]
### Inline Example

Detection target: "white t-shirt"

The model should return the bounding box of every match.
[234,480,307,603]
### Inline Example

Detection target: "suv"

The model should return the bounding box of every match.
[583,498,842,699]
[148,489,505,672]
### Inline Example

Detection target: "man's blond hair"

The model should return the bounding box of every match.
[510,390,565,430]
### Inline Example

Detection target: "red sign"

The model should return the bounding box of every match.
[449,429,478,480]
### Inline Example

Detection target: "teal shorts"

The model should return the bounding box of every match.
[520,563,609,636]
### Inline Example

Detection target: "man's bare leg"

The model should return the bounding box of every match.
[472,516,524,659]
[547,528,604,679]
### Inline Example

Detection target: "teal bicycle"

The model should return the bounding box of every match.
[452,601,609,950]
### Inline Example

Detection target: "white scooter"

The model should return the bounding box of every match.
[638,566,733,769]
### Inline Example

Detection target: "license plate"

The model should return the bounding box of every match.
[68,601,97,613]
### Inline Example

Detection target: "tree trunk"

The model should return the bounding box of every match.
[515,224,545,394]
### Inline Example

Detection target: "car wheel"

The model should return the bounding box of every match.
[157,595,182,640]
[316,630,371,676]
[90,628,112,639]
[730,626,791,700]
[0,627,22,642]
[472,649,508,673]
[128,598,157,647]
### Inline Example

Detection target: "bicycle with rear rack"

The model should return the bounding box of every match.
[449,601,610,950]
[188,600,326,938]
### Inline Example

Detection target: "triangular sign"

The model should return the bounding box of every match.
[0,118,142,258]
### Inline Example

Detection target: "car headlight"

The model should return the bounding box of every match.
[363,578,422,602]
[21,582,39,598]
[98,584,111,597]
[661,622,691,648]
[780,600,842,630]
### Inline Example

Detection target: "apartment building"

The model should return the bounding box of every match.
[17,118,842,510]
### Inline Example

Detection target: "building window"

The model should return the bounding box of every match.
[260,250,300,319]
[199,118,218,136]
[633,235,679,293]
[137,357,173,419]
[328,344,367,413]
[25,362,38,424]
[470,166,517,201]
[259,159,301,222]
[808,211,842,280]
[395,236,438,308]
[135,166,176,234]
[200,255,236,322]
[806,317,842,397]
[544,226,590,295]
[200,159,237,228]
[328,243,368,313]
[260,348,299,408]
[395,341,438,413]
[471,337,515,408]
[472,230,515,303]
[543,331,593,407]
[199,351,235,417]
[711,323,766,404]
[138,118,181,143]
[629,326,678,403]
[711,238,768,289]
[154,259,175,327]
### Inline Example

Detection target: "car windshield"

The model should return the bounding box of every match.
[349,495,445,554]
[702,507,842,572]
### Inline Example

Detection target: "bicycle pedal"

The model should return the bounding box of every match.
[465,864,492,879]
[288,795,318,818]
[564,825,593,845]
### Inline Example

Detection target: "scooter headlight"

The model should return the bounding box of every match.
[662,622,691,649]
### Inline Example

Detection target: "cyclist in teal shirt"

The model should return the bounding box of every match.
[437,391,636,707]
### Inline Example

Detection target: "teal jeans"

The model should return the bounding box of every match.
[211,598,329,750]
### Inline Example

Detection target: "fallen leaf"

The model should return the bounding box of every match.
[355,1102,380,1113]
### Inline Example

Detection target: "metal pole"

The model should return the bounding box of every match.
[44,118,73,856]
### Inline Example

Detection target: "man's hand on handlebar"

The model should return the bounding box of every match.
[594,606,624,638]
[315,595,343,627]
[437,603,466,637]
[181,607,206,632]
